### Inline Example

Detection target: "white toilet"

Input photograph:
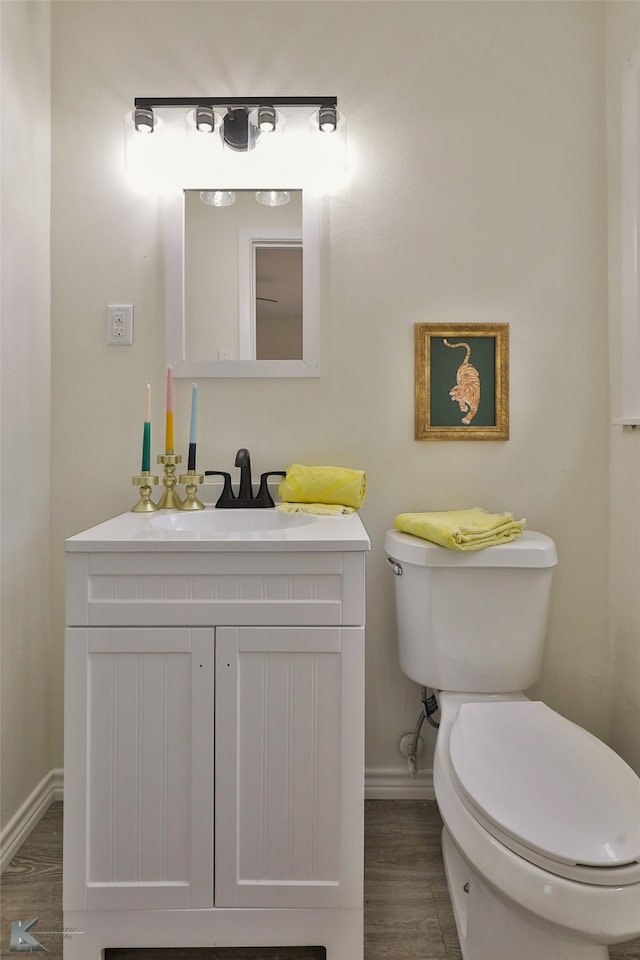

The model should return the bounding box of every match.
[385,528,640,960]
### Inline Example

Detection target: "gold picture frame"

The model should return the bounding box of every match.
[415,323,509,440]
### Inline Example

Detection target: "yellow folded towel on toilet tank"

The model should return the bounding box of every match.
[278,464,367,510]
[393,508,526,551]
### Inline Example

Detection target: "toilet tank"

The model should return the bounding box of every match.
[385,530,558,693]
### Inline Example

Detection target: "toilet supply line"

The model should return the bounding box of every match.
[405,686,439,778]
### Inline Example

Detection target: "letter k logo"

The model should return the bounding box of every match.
[9,917,47,952]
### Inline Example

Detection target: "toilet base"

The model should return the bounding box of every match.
[441,828,609,960]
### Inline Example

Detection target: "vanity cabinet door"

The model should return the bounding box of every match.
[64,627,215,912]
[214,626,364,909]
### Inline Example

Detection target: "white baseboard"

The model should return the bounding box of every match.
[365,766,435,799]
[2,767,429,871]
[1,768,63,873]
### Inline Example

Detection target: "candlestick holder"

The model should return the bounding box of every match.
[131,471,160,512]
[157,453,184,509]
[178,471,205,510]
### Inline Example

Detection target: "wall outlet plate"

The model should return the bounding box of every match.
[107,304,133,345]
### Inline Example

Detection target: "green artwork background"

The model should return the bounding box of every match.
[429,336,496,428]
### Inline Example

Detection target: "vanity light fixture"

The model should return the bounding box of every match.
[126,96,345,190]
[132,97,339,149]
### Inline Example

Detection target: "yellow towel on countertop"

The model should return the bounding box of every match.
[276,501,356,516]
[394,508,526,551]
[278,464,367,510]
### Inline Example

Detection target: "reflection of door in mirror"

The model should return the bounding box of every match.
[254,243,303,360]
[184,190,302,361]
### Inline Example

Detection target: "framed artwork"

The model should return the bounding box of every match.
[415,323,509,440]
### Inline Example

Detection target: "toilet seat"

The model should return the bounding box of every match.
[449,700,640,886]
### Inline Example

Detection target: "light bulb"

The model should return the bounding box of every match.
[134,107,154,134]
[257,105,277,133]
[195,105,216,133]
[318,105,337,133]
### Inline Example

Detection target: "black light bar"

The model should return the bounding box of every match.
[133,96,337,110]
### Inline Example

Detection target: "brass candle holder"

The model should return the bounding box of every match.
[131,471,160,512]
[178,471,205,510]
[157,453,184,509]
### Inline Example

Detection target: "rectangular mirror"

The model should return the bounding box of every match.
[166,188,320,377]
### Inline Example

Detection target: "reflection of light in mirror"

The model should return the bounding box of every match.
[200,190,235,206]
[256,190,290,207]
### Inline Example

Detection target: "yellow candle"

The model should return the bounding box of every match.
[165,365,174,453]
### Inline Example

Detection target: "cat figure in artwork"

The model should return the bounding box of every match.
[443,339,481,425]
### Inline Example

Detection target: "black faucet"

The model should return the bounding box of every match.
[205,449,285,509]
[235,448,253,501]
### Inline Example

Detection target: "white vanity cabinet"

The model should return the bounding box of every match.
[63,511,369,960]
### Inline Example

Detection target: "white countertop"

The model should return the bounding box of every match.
[65,508,371,553]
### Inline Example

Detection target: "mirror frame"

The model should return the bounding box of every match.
[165,188,320,377]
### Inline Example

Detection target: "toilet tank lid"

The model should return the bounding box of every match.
[384,529,558,568]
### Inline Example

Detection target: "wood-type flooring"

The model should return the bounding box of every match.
[1,801,640,960]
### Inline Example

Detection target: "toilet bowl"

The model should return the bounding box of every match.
[436,693,640,959]
[385,528,640,959]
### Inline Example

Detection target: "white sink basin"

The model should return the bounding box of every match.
[65,508,369,553]
[150,508,317,536]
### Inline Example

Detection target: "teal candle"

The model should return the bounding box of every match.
[142,421,151,472]
[141,382,151,472]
